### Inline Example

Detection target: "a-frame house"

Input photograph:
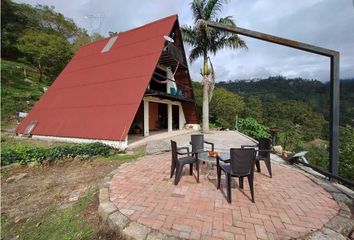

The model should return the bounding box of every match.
[16,15,199,149]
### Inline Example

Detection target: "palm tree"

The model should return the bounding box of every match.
[181,0,247,132]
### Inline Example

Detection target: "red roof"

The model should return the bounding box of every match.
[17,15,179,141]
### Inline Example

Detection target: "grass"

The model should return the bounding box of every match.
[1,134,67,149]
[1,188,97,240]
[1,58,50,128]
[103,150,145,161]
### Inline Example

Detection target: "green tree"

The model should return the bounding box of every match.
[1,0,38,58]
[263,100,326,150]
[181,0,247,132]
[237,118,270,139]
[339,125,354,181]
[72,30,105,53]
[36,5,79,38]
[277,120,303,150]
[192,81,203,120]
[1,0,83,59]
[210,87,244,129]
[242,96,263,122]
[17,31,73,81]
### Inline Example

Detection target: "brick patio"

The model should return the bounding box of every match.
[109,154,339,240]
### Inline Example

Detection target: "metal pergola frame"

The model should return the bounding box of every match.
[206,21,341,180]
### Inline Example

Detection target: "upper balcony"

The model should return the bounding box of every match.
[159,43,187,70]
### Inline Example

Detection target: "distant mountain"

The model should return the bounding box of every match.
[216,76,354,127]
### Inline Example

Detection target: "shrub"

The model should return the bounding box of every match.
[1,142,110,166]
[339,125,354,181]
[296,144,329,172]
[237,117,270,139]
[210,88,244,129]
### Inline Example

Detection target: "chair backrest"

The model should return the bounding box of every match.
[258,138,271,158]
[229,148,255,176]
[171,140,178,162]
[191,134,204,153]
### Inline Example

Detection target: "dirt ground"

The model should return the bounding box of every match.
[1,157,127,239]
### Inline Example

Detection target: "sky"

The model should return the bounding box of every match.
[16,0,354,82]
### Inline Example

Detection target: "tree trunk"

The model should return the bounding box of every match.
[202,53,209,133]
[202,76,209,132]
[37,63,43,82]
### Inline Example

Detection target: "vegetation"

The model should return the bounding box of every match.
[193,76,354,182]
[17,31,73,81]
[210,88,244,129]
[192,81,244,129]
[1,0,103,81]
[217,76,354,127]
[241,96,263,122]
[215,76,354,182]
[181,0,247,132]
[1,142,111,166]
[1,59,50,126]
[1,188,96,240]
[339,125,354,181]
[237,118,270,139]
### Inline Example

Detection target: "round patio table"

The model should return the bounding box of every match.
[197,151,229,180]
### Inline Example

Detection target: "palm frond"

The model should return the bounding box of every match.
[185,0,247,66]
[191,0,206,23]
[208,34,247,55]
[189,46,205,63]
[204,0,227,20]
[224,35,248,50]
[217,16,236,27]
[181,25,197,45]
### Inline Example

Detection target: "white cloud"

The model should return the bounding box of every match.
[15,0,354,81]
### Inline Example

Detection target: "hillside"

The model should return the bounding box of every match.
[217,76,354,127]
[1,59,51,128]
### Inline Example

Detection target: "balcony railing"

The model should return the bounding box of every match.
[146,73,194,102]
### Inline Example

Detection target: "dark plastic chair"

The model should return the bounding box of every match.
[190,134,214,154]
[242,138,272,178]
[170,140,199,185]
[216,148,256,203]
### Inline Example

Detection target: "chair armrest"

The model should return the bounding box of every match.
[177,147,190,156]
[204,141,214,151]
[177,147,189,152]
[177,150,200,156]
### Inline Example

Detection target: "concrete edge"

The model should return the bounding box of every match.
[233,130,258,144]
[282,163,354,239]
[98,165,184,240]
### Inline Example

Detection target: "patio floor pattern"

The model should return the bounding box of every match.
[109,154,339,240]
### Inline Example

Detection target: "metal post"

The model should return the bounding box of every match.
[329,54,340,176]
